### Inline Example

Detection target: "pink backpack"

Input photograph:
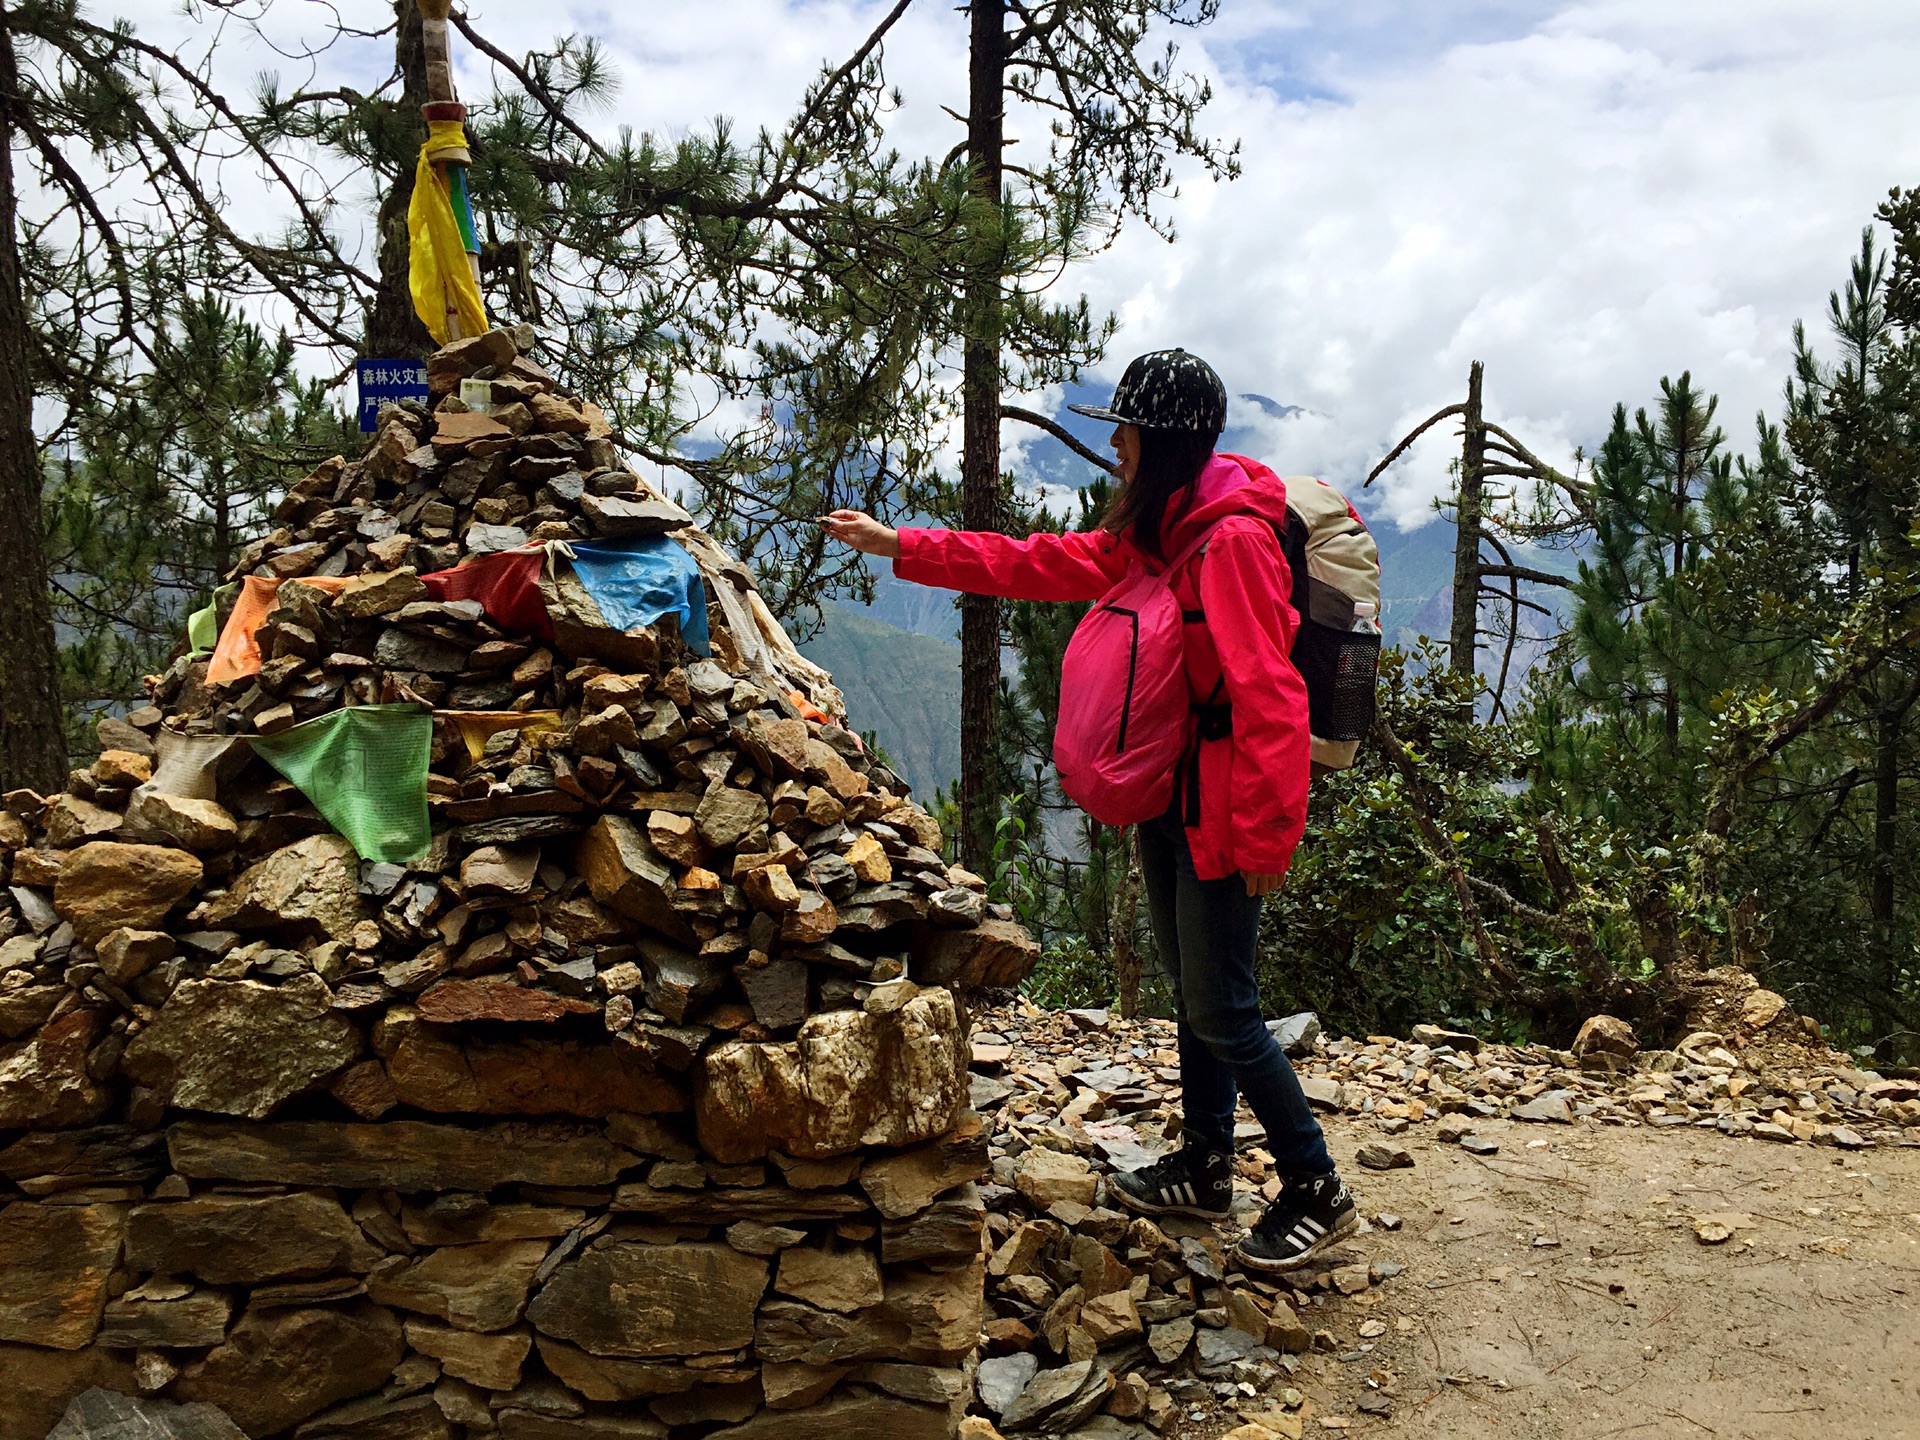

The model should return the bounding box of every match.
[1052,527,1215,826]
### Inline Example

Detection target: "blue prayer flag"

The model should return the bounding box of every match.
[563,536,710,656]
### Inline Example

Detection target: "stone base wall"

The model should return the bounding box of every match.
[0,1104,989,1440]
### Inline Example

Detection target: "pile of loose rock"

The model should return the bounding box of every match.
[1253,979,1920,1151]
[0,327,1042,1440]
[948,988,1919,1440]
[952,1002,1404,1440]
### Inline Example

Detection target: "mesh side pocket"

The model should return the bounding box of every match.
[1293,619,1381,742]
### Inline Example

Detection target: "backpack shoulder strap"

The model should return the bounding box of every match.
[1163,511,1294,582]
[1276,509,1312,619]
[1157,520,1224,578]
[1216,457,1362,621]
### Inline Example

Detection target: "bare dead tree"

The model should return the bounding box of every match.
[1368,361,1591,714]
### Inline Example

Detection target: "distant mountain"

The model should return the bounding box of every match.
[859,573,962,645]
[1370,518,1459,643]
[799,602,960,803]
[1238,393,1308,420]
[1371,519,1575,694]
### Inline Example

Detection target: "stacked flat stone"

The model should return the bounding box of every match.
[0,328,1040,1440]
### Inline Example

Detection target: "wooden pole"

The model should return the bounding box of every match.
[416,0,482,341]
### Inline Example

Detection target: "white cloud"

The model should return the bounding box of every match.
[1073,2,1920,528]
[100,0,1920,534]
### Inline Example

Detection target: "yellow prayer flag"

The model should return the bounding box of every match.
[440,710,563,766]
[408,120,487,344]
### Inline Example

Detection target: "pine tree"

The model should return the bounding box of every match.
[1545,376,1743,826]
[1534,224,1920,1042]
[1782,221,1920,1040]
[46,296,351,746]
[0,0,373,787]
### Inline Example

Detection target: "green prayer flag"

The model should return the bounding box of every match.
[186,582,239,659]
[186,601,218,658]
[249,704,434,863]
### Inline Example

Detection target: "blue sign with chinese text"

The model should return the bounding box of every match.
[356,359,431,431]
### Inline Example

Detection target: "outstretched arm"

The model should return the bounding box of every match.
[822,510,1129,603]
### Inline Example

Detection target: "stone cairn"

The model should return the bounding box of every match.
[0,326,1040,1440]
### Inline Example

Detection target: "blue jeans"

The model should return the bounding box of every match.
[1138,813,1336,1177]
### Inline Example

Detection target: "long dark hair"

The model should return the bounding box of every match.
[1101,426,1219,560]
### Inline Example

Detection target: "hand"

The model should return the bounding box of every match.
[821,510,901,559]
[1243,872,1284,897]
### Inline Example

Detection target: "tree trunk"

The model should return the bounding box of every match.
[212,477,232,581]
[1371,716,1543,1012]
[1872,699,1898,934]
[1870,678,1914,1030]
[0,13,69,791]
[1639,884,1682,976]
[1664,422,1693,757]
[1449,360,1486,680]
[958,0,1006,872]
[1111,826,1143,1019]
[364,0,435,360]
[1532,814,1614,997]
[1664,503,1682,753]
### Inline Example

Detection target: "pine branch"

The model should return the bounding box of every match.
[451,10,610,164]
[1002,405,1119,475]
[57,18,378,294]
[781,0,917,154]
[1479,563,1573,588]
[1366,403,1465,487]
[11,111,148,364]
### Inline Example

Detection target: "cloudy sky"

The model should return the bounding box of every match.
[118,0,1920,530]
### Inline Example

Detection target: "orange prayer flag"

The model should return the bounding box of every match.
[204,574,351,686]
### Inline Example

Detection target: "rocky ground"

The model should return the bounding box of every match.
[961,989,1920,1440]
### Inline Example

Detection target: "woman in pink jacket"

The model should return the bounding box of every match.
[824,349,1356,1272]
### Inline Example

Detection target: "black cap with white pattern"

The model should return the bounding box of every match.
[1068,348,1228,435]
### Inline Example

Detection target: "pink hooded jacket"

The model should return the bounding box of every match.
[894,453,1311,883]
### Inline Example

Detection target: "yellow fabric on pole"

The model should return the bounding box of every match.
[409,120,487,345]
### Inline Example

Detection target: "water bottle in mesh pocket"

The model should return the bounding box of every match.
[1293,615,1381,744]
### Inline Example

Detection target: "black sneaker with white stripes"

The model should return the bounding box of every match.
[1234,1172,1358,1272]
[1111,1144,1233,1219]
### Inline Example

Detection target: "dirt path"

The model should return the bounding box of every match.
[1296,1115,1920,1439]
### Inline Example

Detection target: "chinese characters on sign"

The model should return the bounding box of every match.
[356,359,432,432]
